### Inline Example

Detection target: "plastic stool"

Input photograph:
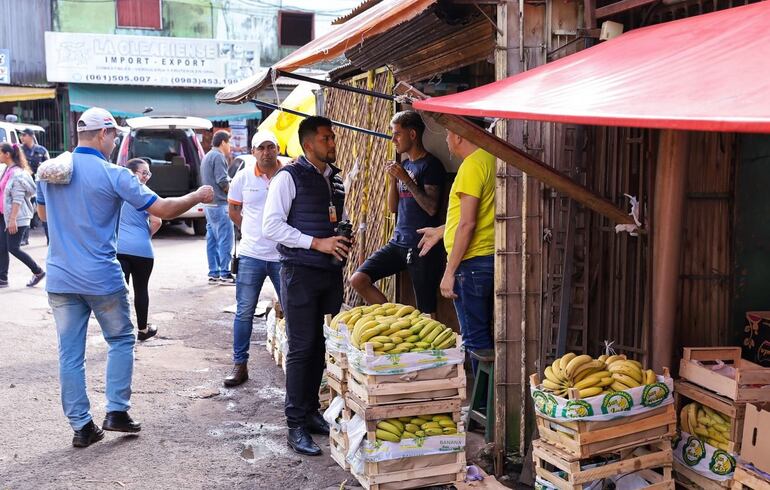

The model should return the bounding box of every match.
[465,348,495,442]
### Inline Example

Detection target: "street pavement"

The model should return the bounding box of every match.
[0,225,356,489]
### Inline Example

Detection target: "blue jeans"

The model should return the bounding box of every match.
[204,205,234,277]
[453,254,494,373]
[233,256,282,364]
[48,289,135,430]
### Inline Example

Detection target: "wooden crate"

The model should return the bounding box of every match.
[674,460,732,489]
[534,404,676,460]
[351,451,466,490]
[532,438,673,490]
[326,349,348,382]
[347,363,466,406]
[679,347,770,402]
[328,381,350,471]
[345,393,466,489]
[732,464,770,489]
[675,380,747,454]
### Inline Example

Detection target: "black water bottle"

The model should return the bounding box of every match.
[331,220,353,267]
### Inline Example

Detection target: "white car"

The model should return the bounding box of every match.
[0,121,45,145]
[116,116,213,236]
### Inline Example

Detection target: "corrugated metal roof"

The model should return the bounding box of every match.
[0,0,51,86]
[332,0,384,25]
[344,6,495,83]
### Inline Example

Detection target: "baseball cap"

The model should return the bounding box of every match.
[21,128,34,137]
[251,130,279,150]
[76,107,127,133]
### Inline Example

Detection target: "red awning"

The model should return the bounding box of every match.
[413,2,770,133]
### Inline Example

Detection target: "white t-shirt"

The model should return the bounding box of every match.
[227,162,281,262]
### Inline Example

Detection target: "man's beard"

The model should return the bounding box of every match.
[320,151,336,164]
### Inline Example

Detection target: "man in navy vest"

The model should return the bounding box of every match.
[263,116,350,456]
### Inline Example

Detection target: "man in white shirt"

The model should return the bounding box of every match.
[263,116,351,456]
[225,131,283,387]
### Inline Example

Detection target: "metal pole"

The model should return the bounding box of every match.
[276,70,395,101]
[250,100,392,140]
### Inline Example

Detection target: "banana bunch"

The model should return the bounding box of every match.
[542,353,658,398]
[605,355,657,391]
[680,402,732,451]
[336,303,456,354]
[375,413,458,442]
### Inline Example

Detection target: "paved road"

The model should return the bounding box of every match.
[0,225,355,489]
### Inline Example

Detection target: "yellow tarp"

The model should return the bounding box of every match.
[0,86,56,103]
[258,83,317,158]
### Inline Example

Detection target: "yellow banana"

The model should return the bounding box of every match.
[401,431,417,439]
[442,427,458,435]
[394,305,415,317]
[599,377,614,387]
[405,335,420,343]
[435,335,456,349]
[605,354,627,365]
[423,325,444,344]
[370,335,392,343]
[645,369,656,385]
[610,381,633,392]
[438,420,456,428]
[578,387,603,398]
[552,358,566,380]
[611,373,641,388]
[560,352,577,367]
[565,355,593,379]
[544,366,562,384]
[405,424,420,433]
[598,354,608,362]
[425,428,443,436]
[377,421,403,436]
[411,418,428,426]
[364,341,384,350]
[421,421,441,430]
[543,379,565,391]
[572,360,606,382]
[387,419,404,431]
[574,375,604,390]
[376,429,401,442]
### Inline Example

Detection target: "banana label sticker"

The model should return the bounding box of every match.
[682,436,707,466]
[641,382,670,408]
[709,450,736,476]
[601,391,633,414]
[562,400,594,419]
[532,391,558,417]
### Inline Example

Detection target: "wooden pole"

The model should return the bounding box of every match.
[651,129,689,371]
[394,82,635,226]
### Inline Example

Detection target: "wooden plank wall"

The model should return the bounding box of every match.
[584,129,736,364]
[324,70,396,306]
[678,132,736,348]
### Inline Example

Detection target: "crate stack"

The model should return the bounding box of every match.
[673,347,770,489]
[530,364,677,489]
[324,312,350,468]
[325,304,467,490]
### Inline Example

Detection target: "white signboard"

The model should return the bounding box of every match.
[45,32,260,88]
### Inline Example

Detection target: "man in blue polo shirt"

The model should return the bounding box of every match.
[37,108,214,448]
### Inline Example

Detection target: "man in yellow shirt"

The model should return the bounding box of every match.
[418,129,495,372]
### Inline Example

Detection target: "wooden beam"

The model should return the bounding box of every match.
[584,0,597,29]
[394,83,635,225]
[595,0,657,19]
[651,129,689,372]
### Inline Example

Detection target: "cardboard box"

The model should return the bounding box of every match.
[739,403,770,475]
[743,311,770,367]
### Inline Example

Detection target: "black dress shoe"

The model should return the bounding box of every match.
[287,427,322,456]
[305,412,330,436]
[102,411,141,433]
[72,420,104,448]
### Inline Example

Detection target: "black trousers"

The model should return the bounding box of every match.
[0,214,42,282]
[281,263,343,428]
[117,253,154,330]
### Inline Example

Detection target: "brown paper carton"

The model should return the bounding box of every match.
[740,403,770,474]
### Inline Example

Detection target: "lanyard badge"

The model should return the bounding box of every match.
[328,203,338,223]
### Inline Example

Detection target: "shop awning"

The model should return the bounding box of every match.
[216,0,436,104]
[413,2,770,133]
[70,84,260,122]
[0,86,56,103]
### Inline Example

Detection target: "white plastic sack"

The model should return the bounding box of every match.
[322,395,346,431]
[347,337,464,376]
[37,151,73,184]
[323,323,351,354]
[346,413,367,465]
[266,309,277,340]
[530,375,674,422]
[361,432,465,462]
[673,431,736,481]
